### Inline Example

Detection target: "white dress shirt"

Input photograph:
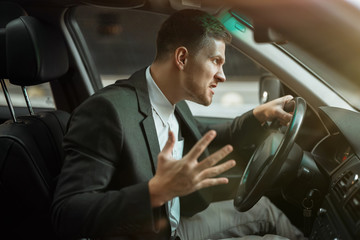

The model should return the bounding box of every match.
[146,66,183,235]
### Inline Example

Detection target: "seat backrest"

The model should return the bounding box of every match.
[0,12,70,239]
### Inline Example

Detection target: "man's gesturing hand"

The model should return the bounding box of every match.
[149,130,236,207]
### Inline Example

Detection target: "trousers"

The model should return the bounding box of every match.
[176,197,307,240]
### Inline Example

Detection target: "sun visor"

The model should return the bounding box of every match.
[169,0,224,13]
[77,0,145,8]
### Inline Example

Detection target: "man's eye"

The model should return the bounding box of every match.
[213,59,218,64]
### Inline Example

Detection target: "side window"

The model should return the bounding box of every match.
[73,7,165,85]
[0,80,55,108]
[72,6,267,118]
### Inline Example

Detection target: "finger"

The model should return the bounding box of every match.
[279,113,293,126]
[161,131,176,157]
[284,101,295,113]
[279,119,289,126]
[198,159,236,180]
[284,94,294,101]
[281,111,293,123]
[196,145,233,171]
[195,177,230,190]
[274,103,293,124]
[282,95,294,104]
[185,130,217,160]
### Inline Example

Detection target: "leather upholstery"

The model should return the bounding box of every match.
[0,2,26,79]
[0,111,69,239]
[6,16,69,85]
[0,10,70,240]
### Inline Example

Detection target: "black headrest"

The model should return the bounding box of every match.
[0,2,26,79]
[6,16,69,86]
[0,2,26,28]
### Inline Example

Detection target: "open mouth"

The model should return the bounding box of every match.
[209,83,217,95]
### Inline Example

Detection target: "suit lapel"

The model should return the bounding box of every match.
[127,68,161,173]
[175,101,210,158]
[141,116,160,173]
[175,101,202,141]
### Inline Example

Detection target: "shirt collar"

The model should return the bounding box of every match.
[146,66,176,124]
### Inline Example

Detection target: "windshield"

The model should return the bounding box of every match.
[232,2,360,110]
[279,43,360,110]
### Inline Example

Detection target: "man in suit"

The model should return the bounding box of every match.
[52,9,305,240]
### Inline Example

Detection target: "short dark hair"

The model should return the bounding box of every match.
[155,9,232,61]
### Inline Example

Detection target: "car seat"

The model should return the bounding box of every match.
[0,7,70,239]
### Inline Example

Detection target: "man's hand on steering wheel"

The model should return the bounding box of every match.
[253,95,294,126]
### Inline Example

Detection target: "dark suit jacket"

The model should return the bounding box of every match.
[51,68,265,240]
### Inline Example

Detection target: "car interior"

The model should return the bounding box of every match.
[1,0,360,239]
[0,3,70,238]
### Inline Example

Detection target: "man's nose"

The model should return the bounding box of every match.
[216,67,226,82]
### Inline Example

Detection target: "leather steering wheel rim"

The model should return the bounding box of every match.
[234,97,306,212]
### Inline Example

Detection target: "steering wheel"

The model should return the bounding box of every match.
[234,97,306,212]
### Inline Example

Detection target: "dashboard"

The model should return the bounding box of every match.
[308,107,360,240]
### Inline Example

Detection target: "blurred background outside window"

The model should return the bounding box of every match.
[74,6,268,118]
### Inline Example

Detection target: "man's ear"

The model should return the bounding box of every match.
[174,46,188,70]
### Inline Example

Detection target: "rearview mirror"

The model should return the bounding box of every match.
[259,74,283,104]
